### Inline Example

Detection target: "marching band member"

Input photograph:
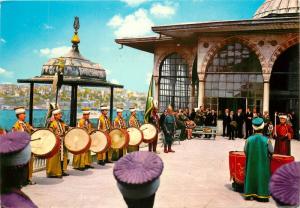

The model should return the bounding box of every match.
[12,106,35,185]
[47,108,69,178]
[244,117,274,202]
[97,104,112,166]
[73,107,94,171]
[113,107,127,158]
[128,106,140,153]
[148,106,160,153]
[273,113,293,156]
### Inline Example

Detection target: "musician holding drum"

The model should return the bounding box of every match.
[12,106,36,185]
[97,104,113,165]
[128,106,141,153]
[113,107,127,158]
[47,108,69,178]
[243,117,274,202]
[72,107,94,171]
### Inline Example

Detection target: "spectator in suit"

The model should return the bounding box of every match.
[223,108,230,137]
[189,108,196,121]
[229,111,236,140]
[211,110,217,127]
[235,108,244,139]
[204,108,212,138]
[245,108,253,138]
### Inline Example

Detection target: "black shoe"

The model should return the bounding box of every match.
[75,168,85,171]
[85,165,94,169]
[62,172,69,176]
[98,160,106,166]
[256,198,269,203]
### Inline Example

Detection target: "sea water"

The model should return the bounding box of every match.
[0,110,145,131]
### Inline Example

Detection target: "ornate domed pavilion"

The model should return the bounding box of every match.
[18,17,123,126]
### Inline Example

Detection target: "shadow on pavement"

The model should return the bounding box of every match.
[67,169,93,176]
[32,176,64,185]
[93,164,113,170]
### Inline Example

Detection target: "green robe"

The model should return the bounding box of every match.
[244,133,273,199]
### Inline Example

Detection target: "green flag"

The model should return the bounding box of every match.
[144,75,154,123]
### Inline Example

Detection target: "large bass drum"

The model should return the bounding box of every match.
[109,128,129,149]
[64,128,91,155]
[30,129,60,159]
[127,127,143,146]
[271,154,295,174]
[140,123,157,143]
[89,130,111,154]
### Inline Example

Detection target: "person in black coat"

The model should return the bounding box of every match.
[235,108,244,138]
[189,108,196,121]
[245,108,253,138]
[211,110,217,127]
[159,110,167,131]
[228,111,236,140]
[223,108,230,137]
[204,109,212,138]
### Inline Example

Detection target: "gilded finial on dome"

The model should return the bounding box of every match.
[71,16,80,45]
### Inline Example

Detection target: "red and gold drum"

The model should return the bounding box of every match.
[127,127,143,146]
[30,129,60,159]
[89,130,111,154]
[109,128,129,149]
[64,128,91,155]
[271,154,295,174]
[139,123,157,143]
[229,151,246,184]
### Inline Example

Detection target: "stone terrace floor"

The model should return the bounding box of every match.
[23,137,300,208]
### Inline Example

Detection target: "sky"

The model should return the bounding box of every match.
[0,0,264,92]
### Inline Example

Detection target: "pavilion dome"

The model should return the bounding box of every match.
[41,17,106,81]
[253,0,300,19]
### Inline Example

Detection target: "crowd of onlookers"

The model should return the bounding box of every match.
[158,106,299,141]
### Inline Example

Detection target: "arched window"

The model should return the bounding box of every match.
[270,44,299,116]
[159,53,190,111]
[205,42,263,113]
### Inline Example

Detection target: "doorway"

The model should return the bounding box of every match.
[218,97,246,115]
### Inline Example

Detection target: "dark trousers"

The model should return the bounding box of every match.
[228,126,235,139]
[148,136,158,152]
[245,124,253,138]
[223,122,227,136]
[237,124,243,138]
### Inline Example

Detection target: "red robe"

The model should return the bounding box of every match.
[273,124,293,156]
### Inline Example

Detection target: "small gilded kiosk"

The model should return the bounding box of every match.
[18,17,123,126]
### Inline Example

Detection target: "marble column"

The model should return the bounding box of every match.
[263,81,270,113]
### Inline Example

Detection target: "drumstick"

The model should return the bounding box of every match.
[31,138,42,141]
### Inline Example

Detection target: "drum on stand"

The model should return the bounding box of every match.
[139,123,157,143]
[64,128,91,155]
[30,129,60,159]
[127,127,143,146]
[271,154,295,174]
[109,128,129,149]
[229,151,246,184]
[89,130,111,154]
